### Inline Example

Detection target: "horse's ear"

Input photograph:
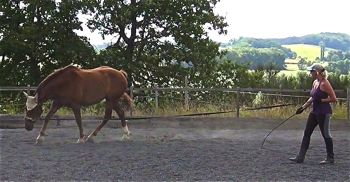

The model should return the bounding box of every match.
[23,91,29,98]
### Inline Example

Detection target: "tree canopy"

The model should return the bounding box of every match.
[1,1,348,91]
[84,0,228,87]
[0,0,96,86]
[1,0,228,88]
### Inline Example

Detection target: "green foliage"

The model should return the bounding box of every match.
[297,57,308,70]
[0,0,96,86]
[85,0,228,88]
[327,72,350,90]
[209,59,256,88]
[325,50,350,62]
[1,1,349,99]
[223,47,286,71]
[222,37,295,58]
[327,59,350,74]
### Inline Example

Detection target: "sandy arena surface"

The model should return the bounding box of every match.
[0,117,349,181]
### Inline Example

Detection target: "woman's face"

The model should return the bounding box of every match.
[310,70,317,78]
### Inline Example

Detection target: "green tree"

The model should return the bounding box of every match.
[85,0,228,87]
[327,59,350,74]
[223,47,286,71]
[0,0,96,86]
[319,40,325,60]
[297,57,308,70]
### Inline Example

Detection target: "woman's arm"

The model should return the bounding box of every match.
[321,80,337,103]
[302,97,313,109]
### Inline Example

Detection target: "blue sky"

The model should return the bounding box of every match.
[77,0,350,45]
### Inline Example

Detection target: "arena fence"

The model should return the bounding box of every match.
[1,85,349,120]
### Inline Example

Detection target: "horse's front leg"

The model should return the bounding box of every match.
[36,102,60,145]
[72,107,85,143]
[86,102,113,142]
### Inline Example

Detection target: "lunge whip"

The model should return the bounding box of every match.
[261,113,297,149]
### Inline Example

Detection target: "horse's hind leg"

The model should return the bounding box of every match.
[36,102,61,144]
[113,102,131,140]
[86,102,113,142]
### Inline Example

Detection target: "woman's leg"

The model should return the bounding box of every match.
[290,113,318,163]
[317,114,334,164]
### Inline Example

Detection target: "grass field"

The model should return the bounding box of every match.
[283,44,322,61]
[281,44,335,76]
[280,58,301,76]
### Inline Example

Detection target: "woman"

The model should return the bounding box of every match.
[290,63,337,164]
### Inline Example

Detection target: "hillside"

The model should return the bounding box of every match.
[269,32,350,51]
[220,33,350,76]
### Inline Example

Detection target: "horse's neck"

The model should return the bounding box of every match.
[36,66,76,103]
[36,83,51,104]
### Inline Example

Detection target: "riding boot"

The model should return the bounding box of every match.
[289,155,304,163]
[289,148,306,163]
[320,138,334,164]
[289,136,309,163]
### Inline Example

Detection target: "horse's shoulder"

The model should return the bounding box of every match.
[61,66,82,77]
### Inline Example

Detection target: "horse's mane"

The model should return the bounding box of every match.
[120,69,128,79]
[36,65,79,93]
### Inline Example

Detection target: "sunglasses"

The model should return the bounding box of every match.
[309,70,316,73]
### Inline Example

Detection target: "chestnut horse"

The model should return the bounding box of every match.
[24,65,133,144]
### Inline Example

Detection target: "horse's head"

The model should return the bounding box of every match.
[23,92,43,131]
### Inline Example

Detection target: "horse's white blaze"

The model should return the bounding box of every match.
[25,93,38,110]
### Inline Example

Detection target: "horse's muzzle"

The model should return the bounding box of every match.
[25,124,34,131]
[25,118,34,131]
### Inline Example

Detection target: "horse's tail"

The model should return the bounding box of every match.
[118,92,133,111]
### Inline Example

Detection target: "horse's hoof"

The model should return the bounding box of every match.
[35,140,43,145]
[35,136,44,145]
[77,138,85,143]
[122,134,131,141]
[85,137,95,143]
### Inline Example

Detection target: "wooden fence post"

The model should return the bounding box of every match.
[184,76,189,111]
[236,88,240,118]
[154,84,159,112]
[129,85,134,117]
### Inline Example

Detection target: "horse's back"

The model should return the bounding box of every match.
[44,66,128,105]
[80,66,128,101]
[83,66,127,89]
